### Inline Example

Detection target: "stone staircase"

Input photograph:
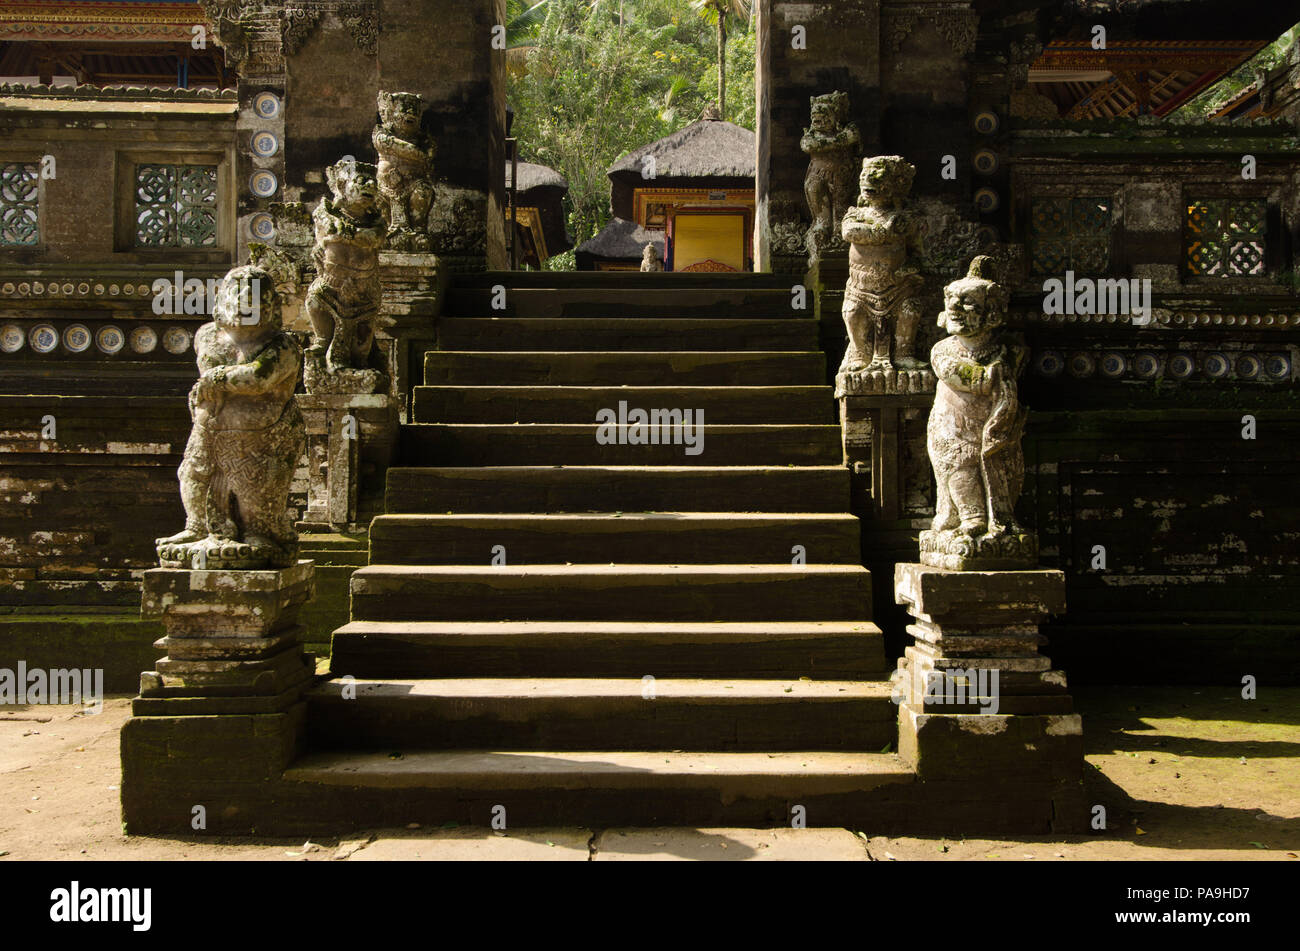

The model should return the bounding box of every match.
[287,273,914,828]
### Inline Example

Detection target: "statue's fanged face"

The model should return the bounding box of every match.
[328,160,380,211]
[213,265,279,332]
[379,92,422,133]
[940,279,1004,337]
[858,156,913,205]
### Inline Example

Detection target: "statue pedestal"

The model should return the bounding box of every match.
[134,561,316,715]
[378,250,445,424]
[299,392,398,532]
[122,561,317,833]
[838,391,932,520]
[892,563,1085,829]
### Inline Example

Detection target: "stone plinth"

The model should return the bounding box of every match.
[378,250,446,423]
[892,563,1084,825]
[839,392,932,520]
[134,561,316,715]
[299,392,398,532]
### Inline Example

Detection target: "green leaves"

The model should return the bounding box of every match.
[508,0,756,264]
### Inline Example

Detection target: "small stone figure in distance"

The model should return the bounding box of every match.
[801,91,860,253]
[640,242,664,272]
[373,90,436,252]
[303,158,387,394]
[839,155,926,374]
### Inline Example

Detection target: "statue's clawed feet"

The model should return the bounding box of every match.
[865,357,894,374]
[156,527,204,548]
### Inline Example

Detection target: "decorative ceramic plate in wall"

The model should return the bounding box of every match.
[0,324,24,353]
[1167,354,1195,379]
[130,326,158,354]
[63,324,92,353]
[96,325,125,355]
[162,327,191,355]
[1264,354,1290,380]
[249,212,276,240]
[250,170,279,198]
[251,131,280,158]
[29,324,59,353]
[253,91,282,119]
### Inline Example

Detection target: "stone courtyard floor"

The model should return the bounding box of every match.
[1,686,1296,861]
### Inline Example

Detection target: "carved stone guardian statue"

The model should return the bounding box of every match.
[839,155,926,378]
[156,265,305,570]
[800,92,860,254]
[373,90,436,252]
[640,242,664,272]
[921,256,1035,570]
[303,158,387,395]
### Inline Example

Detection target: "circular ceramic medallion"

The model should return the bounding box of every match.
[1166,354,1195,379]
[130,326,158,354]
[253,91,282,119]
[123,284,135,296]
[251,131,280,158]
[1067,352,1096,378]
[974,188,999,213]
[96,325,126,354]
[1,283,13,296]
[250,170,279,198]
[249,212,276,240]
[1264,354,1290,380]
[973,150,999,175]
[973,111,999,135]
[63,324,92,353]
[162,326,191,354]
[1234,354,1261,381]
[1133,352,1160,379]
[29,324,59,353]
[1034,350,1064,377]
[1202,353,1230,379]
[1,324,24,353]
[1099,352,1127,378]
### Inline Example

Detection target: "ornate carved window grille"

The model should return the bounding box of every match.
[1,162,40,246]
[1184,198,1266,277]
[1029,197,1111,276]
[134,164,218,248]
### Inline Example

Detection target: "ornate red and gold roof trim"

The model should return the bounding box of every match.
[0,1,204,43]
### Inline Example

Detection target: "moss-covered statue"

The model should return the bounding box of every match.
[839,155,926,377]
[373,90,436,252]
[157,266,305,570]
[303,158,386,395]
[800,91,860,252]
[921,256,1035,570]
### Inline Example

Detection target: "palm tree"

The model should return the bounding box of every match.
[691,0,750,121]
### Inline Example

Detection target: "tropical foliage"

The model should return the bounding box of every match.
[507,0,756,268]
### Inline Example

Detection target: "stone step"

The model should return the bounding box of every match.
[304,678,896,752]
[443,286,807,318]
[423,351,825,386]
[349,564,872,622]
[328,619,887,680]
[452,271,796,290]
[281,749,916,828]
[368,513,861,565]
[398,423,842,466]
[437,317,818,352]
[412,385,834,424]
[383,466,852,514]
